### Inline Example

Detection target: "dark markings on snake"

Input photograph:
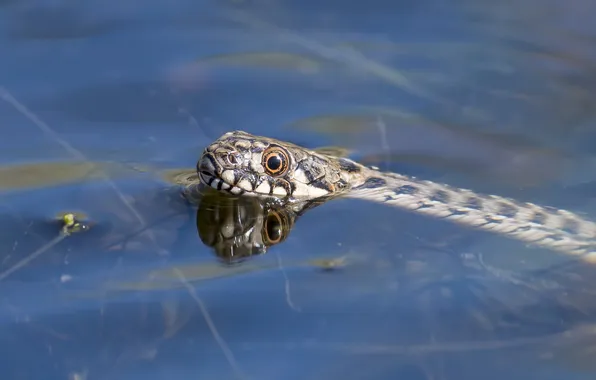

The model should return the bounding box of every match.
[394,185,418,195]
[204,152,218,168]
[335,179,348,192]
[448,208,468,216]
[248,173,259,189]
[506,200,527,212]
[431,190,450,203]
[338,158,362,174]
[253,175,264,190]
[464,197,483,210]
[298,160,322,184]
[251,144,265,153]
[234,142,250,152]
[311,179,334,193]
[267,179,274,195]
[354,177,386,189]
[544,206,561,215]
[415,202,433,210]
[546,233,565,242]
[288,180,297,196]
[275,180,292,195]
[485,215,502,224]
[561,219,579,235]
[232,169,242,186]
[301,163,316,183]
[530,212,547,225]
[498,202,518,218]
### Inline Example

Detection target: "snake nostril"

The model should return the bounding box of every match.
[226,152,242,165]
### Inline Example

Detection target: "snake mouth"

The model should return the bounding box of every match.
[200,171,247,195]
[197,153,248,196]
[197,150,293,200]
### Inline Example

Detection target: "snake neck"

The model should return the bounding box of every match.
[343,166,596,261]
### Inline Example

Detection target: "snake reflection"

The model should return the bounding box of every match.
[194,188,322,263]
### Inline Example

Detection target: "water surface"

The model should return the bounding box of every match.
[2,0,596,379]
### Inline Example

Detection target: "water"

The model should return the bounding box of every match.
[1,0,596,379]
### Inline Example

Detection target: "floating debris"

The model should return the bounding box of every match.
[57,212,90,235]
[309,256,349,272]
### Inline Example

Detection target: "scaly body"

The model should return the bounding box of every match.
[197,131,596,262]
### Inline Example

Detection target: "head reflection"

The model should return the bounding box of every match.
[195,188,314,263]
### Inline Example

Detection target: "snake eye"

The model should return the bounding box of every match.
[263,210,287,245]
[262,146,290,176]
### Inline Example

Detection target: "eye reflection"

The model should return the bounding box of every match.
[263,210,288,245]
[195,188,300,263]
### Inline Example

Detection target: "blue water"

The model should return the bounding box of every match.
[2,0,596,379]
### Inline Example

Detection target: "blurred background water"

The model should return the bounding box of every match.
[2,0,596,379]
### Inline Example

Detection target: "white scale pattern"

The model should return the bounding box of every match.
[346,171,596,262]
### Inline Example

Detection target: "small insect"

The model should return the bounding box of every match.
[58,212,90,235]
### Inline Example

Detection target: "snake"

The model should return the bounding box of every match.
[197,130,596,263]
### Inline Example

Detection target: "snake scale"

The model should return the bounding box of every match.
[197,130,596,262]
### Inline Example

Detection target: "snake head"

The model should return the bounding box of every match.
[197,130,358,202]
